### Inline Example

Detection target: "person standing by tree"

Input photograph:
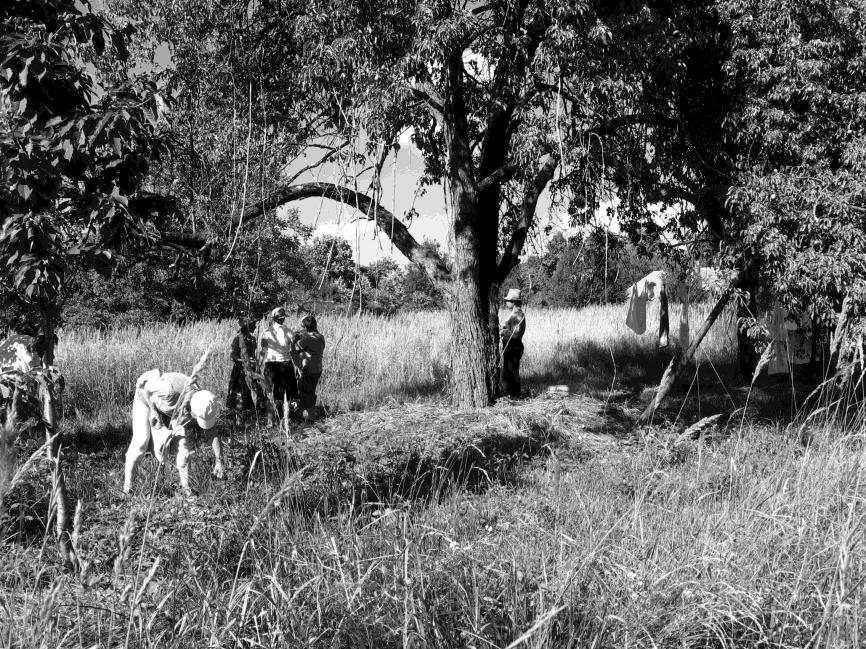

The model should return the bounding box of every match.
[292,314,325,423]
[500,290,527,399]
[259,307,297,427]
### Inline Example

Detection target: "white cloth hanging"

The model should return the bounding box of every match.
[626,283,647,334]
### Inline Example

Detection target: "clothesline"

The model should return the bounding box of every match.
[624,270,812,376]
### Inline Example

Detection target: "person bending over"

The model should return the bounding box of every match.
[125,369,218,495]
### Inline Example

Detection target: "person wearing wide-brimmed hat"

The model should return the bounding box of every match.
[259,306,297,426]
[500,288,526,398]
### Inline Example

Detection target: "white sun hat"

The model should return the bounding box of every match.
[504,288,522,302]
[190,390,218,429]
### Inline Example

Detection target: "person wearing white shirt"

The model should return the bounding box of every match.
[259,306,297,425]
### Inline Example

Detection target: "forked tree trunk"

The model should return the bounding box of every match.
[637,286,734,425]
[443,53,497,410]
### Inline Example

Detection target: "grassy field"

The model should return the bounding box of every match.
[54,301,737,424]
[3,303,864,648]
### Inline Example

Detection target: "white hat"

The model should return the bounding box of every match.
[190,390,217,429]
[271,306,287,319]
[149,377,180,414]
[504,288,522,302]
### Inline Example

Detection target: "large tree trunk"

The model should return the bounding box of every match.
[447,166,496,408]
[450,228,496,408]
[443,51,497,409]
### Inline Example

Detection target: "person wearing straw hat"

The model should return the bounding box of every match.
[500,288,527,398]
[259,306,298,426]
[124,368,219,495]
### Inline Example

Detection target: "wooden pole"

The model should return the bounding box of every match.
[637,286,733,425]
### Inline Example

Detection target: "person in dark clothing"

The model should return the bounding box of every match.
[500,288,526,398]
[292,314,325,422]
[226,319,261,415]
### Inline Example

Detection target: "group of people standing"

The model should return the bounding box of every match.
[227,307,326,425]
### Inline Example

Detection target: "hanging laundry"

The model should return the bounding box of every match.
[625,270,667,343]
[767,304,790,375]
[679,293,691,349]
[626,283,647,335]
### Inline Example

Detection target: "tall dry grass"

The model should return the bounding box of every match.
[55,301,736,426]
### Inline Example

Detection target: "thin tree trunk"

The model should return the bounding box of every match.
[39,310,76,568]
[637,286,733,425]
[735,277,759,382]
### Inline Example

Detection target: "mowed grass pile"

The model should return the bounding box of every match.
[56,301,736,423]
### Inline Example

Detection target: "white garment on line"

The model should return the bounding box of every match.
[625,270,667,337]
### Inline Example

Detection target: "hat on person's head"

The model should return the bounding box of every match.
[149,377,180,414]
[301,314,318,331]
[190,390,217,430]
[504,288,522,303]
[271,307,287,320]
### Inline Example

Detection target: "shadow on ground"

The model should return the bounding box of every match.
[522,337,820,428]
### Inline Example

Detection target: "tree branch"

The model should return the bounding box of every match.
[477,161,520,193]
[496,153,559,281]
[409,83,445,122]
[172,182,452,283]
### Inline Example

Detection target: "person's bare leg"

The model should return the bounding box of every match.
[124,398,151,493]
[211,435,225,479]
[175,437,193,495]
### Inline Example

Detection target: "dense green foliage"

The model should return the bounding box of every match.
[4,0,866,388]
[0,0,176,342]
